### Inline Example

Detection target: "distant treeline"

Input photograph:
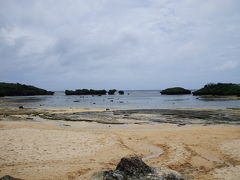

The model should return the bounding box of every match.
[65,89,125,95]
[1,82,239,97]
[160,83,240,96]
[192,83,240,96]
[0,82,54,97]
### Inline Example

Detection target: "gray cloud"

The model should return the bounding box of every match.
[0,0,240,90]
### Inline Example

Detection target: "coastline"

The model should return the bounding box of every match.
[0,108,240,179]
[196,95,240,100]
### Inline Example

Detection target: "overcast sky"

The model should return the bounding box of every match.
[0,0,239,90]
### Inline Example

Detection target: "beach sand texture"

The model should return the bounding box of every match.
[0,109,240,180]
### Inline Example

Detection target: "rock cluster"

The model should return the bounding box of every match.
[65,89,107,95]
[103,157,185,180]
[65,89,125,96]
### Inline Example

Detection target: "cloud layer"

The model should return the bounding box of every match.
[0,0,240,90]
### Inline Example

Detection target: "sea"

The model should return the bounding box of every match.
[0,90,239,109]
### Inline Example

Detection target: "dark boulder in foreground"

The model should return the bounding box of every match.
[108,89,117,95]
[65,89,107,95]
[118,90,124,95]
[193,83,240,96]
[160,87,191,95]
[0,175,23,180]
[103,157,185,180]
[116,157,155,177]
[0,82,54,97]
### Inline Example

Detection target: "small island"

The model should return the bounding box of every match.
[118,90,124,95]
[108,89,117,95]
[160,87,191,95]
[0,82,54,97]
[65,89,125,96]
[65,89,107,95]
[193,83,240,96]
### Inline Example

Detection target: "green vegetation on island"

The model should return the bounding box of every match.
[65,89,125,96]
[118,90,124,95]
[193,83,240,96]
[65,89,107,95]
[0,82,54,97]
[108,89,117,95]
[160,87,191,95]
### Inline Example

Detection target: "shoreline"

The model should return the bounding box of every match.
[1,107,239,125]
[0,107,240,179]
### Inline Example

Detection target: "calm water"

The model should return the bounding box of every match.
[0,90,239,109]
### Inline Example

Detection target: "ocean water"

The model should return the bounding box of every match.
[0,90,239,109]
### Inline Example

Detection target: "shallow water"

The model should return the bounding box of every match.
[0,90,239,109]
[142,146,164,161]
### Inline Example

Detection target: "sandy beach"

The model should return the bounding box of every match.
[0,108,240,180]
[1,0,240,178]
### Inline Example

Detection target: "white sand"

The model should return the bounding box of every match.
[0,120,240,180]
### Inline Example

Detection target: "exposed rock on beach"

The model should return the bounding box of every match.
[1,108,237,125]
[103,157,184,180]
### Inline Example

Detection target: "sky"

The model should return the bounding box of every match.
[0,0,240,91]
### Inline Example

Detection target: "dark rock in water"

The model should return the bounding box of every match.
[106,108,110,111]
[19,106,24,109]
[116,157,155,177]
[73,100,80,102]
[103,157,185,180]
[118,91,124,95]
[0,175,23,180]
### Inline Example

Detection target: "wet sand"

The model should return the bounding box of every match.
[0,108,240,179]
